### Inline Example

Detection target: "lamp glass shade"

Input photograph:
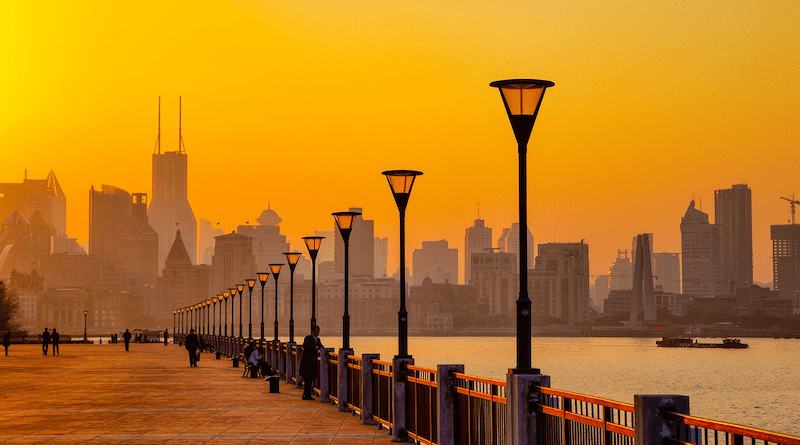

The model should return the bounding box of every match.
[223,292,230,299]
[257,272,270,284]
[246,278,257,289]
[236,284,245,293]
[229,288,237,296]
[490,79,554,116]
[205,299,211,305]
[83,310,88,315]
[333,211,360,231]
[284,251,301,266]
[269,263,283,276]
[303,236,324,253]
[382,170,422,195]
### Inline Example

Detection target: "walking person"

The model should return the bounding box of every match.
[51,328,60,355]
[299,325,323,400]
[184,328,199,367]
[3,331,10,356]
[163,328,169,346]
[41,328,51,356]
[122,329,132,351]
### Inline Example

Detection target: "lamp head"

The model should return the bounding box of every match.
[332,211,361,241]
[236,283,245,293]
[257,272,270,285]
[269,263,283,280]
[382,170,423,213]
[246,278,257,290]
[489,79,554,148]
[283,251,301,272]
[302,236,325,261]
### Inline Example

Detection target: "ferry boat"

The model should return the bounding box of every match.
[655,337,748,349]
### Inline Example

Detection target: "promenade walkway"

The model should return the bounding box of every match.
[0,342,395,444]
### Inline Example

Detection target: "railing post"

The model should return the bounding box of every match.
[295,344,304,389]
[338,348,353,412]
[361,353,380,425]
[392,356,414,442]
[634,395,690,445]
[320,347,334,403]
[506,371,550,445]
[437,364,464,445]
[286,342,296,383]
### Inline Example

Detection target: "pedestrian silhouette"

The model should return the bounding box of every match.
[164,328,169,346]
[41,328,51,355]
[122,329,132,351]
[299,325,323,400]
[2,331,10,356]
[184,329,199,367]
[51,328,60,355]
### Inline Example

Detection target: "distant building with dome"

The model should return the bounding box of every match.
[237,206,291,273]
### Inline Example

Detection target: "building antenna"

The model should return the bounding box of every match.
[154,96,161,154]
[477,202,480,219]
[178,96,186,154]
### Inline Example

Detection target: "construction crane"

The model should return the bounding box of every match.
[781,194,800,224]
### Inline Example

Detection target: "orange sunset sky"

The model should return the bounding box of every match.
[1,1,798,284]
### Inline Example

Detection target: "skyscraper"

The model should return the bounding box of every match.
[412,239,458,286]
[0,170,66,236]
[771,224,800,309]
[374,236,388,278]
[465,218,492,285]
[715,184,753,287]
[237,206,290,273]
[653,252,681,294]
[334,208,374,278]
[531,242,590,325]
[497,223,534,273]
[148,98,197,270]
[681,200,724,296]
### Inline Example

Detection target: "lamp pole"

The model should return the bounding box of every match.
[382,170,422,358]
[333,211,360,350]
[302,236,324,330]
[234,286,243,338]
[223,292,230,337]
[270,264,283,341]
[258,273,269,342]
[211,299,217,336]
[83,310,88,342]
[206,300,211,337]
[246,279,256,339]
[490,78,553,372]
[283,251,301,343]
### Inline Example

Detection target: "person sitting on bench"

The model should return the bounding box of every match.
[248,345,268,378]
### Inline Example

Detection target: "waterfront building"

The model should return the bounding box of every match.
[654,252,681,294]
[210,231,255,301]
[715,184,753,288]
[530,242,590,325]
[653,289,691,317]
[0,170,66,236]
[630,233,656,325]
[630,233,654,276]
[409,277,480,332]
[412,239,458,286]
[8,269,44,332]
[0,210,53,276]
[609,250,632,290]
[197,218,223,265]
[316,276,398,333]
[156,231,210,326]
[465,218,492,285]
[591,274,609,311]
[237,206,290,273]
[497,223,534,273]
[470,250,516,316]
[334,208,375,278]
[374,236,388,278]
[681,200,724,296]
[602,290,632,319]
[771,224,800,310]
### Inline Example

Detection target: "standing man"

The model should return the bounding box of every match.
[3,331,10,356]
[299,325,323,400]
[184,328,199,367]
[41,328,51,356]
[122,329,132,351]
[51,328,60,355]
[163,328,169,346]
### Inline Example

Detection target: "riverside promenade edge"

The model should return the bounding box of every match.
[0,342,395,444]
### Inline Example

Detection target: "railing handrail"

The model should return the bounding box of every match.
[372,359,393,367]
[407,364,437,374]
[453,372,506,387]
[540,386,634,413]
[663,411,800,445]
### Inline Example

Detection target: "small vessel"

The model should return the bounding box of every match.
[656,337,748,349]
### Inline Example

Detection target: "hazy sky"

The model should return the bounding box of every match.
[2,1,798,284]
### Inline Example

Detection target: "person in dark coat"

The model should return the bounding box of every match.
[51,328,60,355]
[122,329,132,351]
[164,328,169,346]
[299,325,323,400]
[184,329,199,367]
[41,328,51,355]
[3,331,10,356]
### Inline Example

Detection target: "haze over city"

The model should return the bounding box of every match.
[2,0,798,284]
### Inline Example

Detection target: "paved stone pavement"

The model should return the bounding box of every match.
[0,342,395,444]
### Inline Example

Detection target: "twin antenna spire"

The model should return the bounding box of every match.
[153,96,187,155]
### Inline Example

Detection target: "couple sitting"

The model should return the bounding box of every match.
[247,345,275,378]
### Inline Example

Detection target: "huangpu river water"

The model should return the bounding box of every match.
[329,336,800,436]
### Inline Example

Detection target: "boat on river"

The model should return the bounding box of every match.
[656,337,749,349]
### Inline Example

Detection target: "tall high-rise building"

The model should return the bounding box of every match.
[654,252,681,294]
[531,242,590,325]
[197,219,223,265]
[211,231,255,298]
[465,218,492,285]
[412,239,458,286]
[591,274,610,310]
[715,184,753,287]
[470,250,516,315]
[89,185,131,264]
[334,208,374,278]
[681,200,724,296]
[630,233,655,325]
[609,250,633,290]
[771,224,800,309]
[0,170,66,236]
[374,236,388,278]
[498,223,534,273]
[148,99,197,270]
[237,206,290,273]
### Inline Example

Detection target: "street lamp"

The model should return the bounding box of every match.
[83,310,88,342]
[302,236,325,330]
[270,264,283,341]
[212,298,217,336]
[223,292,230,337]
[173,310,177,342]
[246,278,256,339]
[258,272,270,342]
[333,211,360,350]
[490,78,554,373]
[382,170,422,359]
[236,284,245,337]
[283,251,301,343]
[205,299,212,337]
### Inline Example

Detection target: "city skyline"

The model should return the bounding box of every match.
[2,1,798,283]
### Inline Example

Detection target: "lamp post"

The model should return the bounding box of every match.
[223,292,230,337]
[206,299,212,337]
[258,272,270,342]
[270,264,283,341]
[83,310,88,342]
[283,251,301,343]
[382,170,422,358]
[302,236,324,330]
[236,284,245,337]
[246,279,256,339]
[333,211,360,350]
[490,78,554,373]
[173,310,177,342]
[211,299,217,336]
